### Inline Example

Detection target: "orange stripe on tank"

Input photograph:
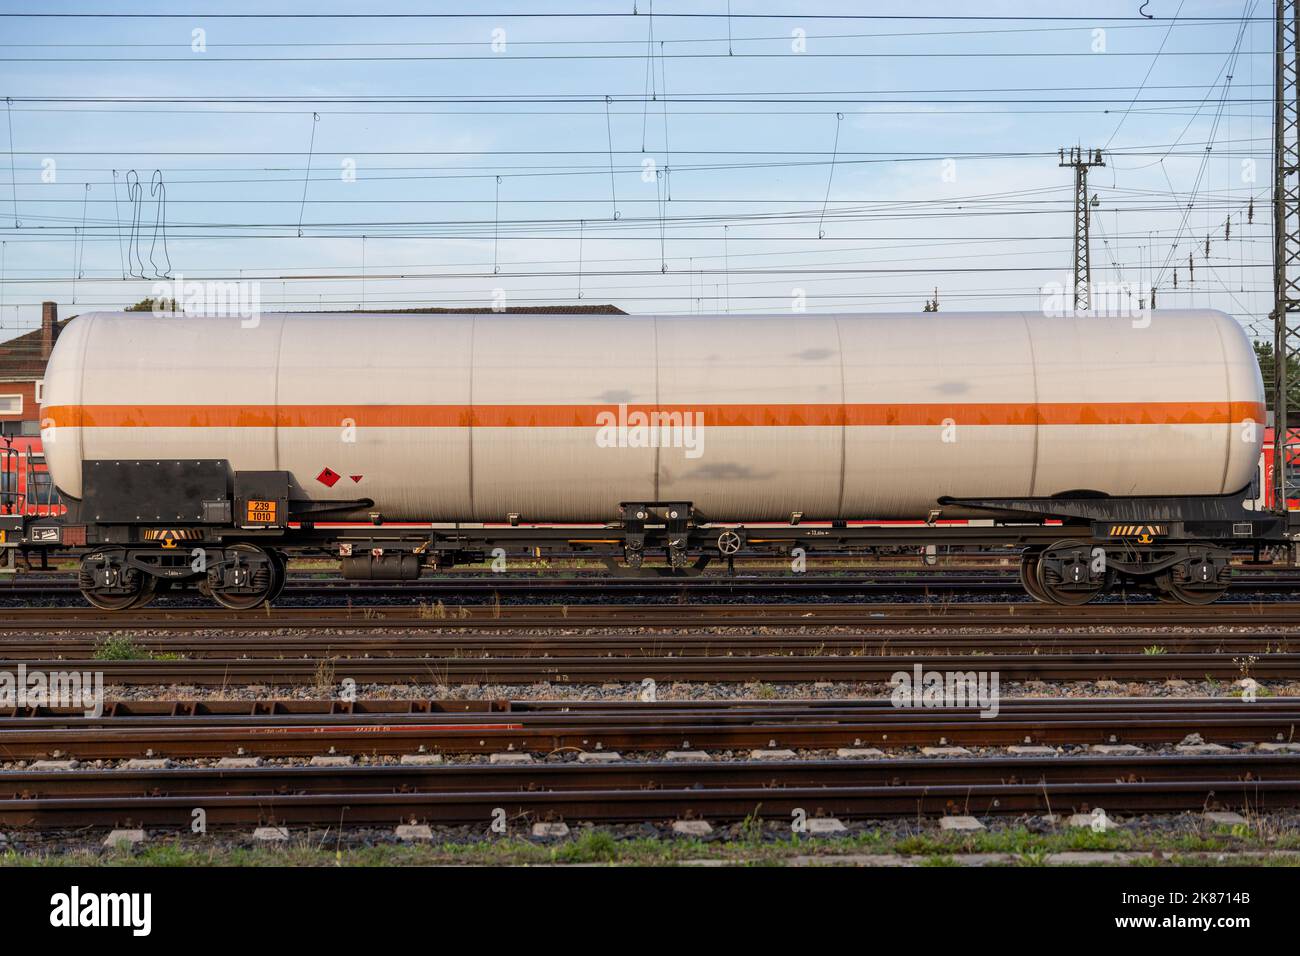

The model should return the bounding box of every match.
[39,401,1267,429]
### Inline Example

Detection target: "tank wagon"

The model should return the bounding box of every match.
[37,309,1282,608]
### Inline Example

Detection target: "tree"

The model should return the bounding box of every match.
[1253,340,1300,408]
[124,297,179,312]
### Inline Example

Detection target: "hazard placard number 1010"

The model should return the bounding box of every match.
[247,500,278,523]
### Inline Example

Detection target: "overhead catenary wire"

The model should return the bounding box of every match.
[818,113,845,239]
[296,113,319,238]
[5,96,16,228]
[1151,1,1257,288]
[0,5,1278,345]
[110,170,124,280]
[1104,0,1188,150]
[604,96,619,220]
[0,11,1275,20]
[0,19,1264,47]
[0,49,1278,63]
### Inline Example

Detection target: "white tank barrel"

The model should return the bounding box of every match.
[39,310,1265,523]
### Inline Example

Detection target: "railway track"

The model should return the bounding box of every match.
[1,630,1297,658]
[5,600,1300,631]
[2,650,1293,684]
[0,753,1294,828]
[2,698,1294,832]
[7,568,1300,587]
[1,698,1295,759]
[2,570,1300,606]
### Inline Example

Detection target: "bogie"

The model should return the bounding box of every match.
[78,543,286,611]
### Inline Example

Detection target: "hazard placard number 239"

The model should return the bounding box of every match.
[246,500,278,523]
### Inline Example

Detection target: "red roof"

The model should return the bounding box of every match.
[0,319,69,380]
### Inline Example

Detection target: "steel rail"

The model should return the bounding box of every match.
[5,570,1300,600]
[4,601,1300,631]
[0,754,1294,827]
[6,695,1298,719]
[0,700,1294,759]
[3,651,1292,684]
[0,631,1295,658]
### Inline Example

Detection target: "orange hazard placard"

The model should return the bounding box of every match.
[246,500,278,523]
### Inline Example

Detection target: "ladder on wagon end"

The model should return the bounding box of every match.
[0,440,23,574]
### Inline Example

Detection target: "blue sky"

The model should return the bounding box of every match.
[0,0,1274,341]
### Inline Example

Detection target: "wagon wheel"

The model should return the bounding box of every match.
[1154,567,1228,606]
[1035,538,1111,606]
[1165,578,1228,606]
[127,575,159,610]
[209,543,279,610]
[1151,577,1182,604]
[1018,550,1052,604]
[265,549,288,603]
[79,550,152,611]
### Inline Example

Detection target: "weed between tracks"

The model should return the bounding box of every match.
[4,823,1300,868]
[312,658,336,697]
[92,636,183,662]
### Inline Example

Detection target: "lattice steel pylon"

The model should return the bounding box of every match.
[1060,146,1102,310]
[1059,146,1105,310]
[1273,0,1300,514]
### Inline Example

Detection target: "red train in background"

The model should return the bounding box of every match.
[0,434,62,569]
[1260,428,1300,512]
[0,434,61,519]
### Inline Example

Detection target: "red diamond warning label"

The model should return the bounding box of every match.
[316,467,341,488]
[350,474,363,483]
